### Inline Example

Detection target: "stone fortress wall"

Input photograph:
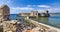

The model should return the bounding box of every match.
[0,4,10,21]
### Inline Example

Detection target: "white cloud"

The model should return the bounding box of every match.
[27,5,51,8]
[10,7,34,14]
[10,5,60,14]
[38,5,51,8]
[27,5,36,7]
[47,8,60,13]
[7,1,10,3]
[11,7,34,10]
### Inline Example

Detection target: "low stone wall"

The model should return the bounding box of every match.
[25,19,60,32]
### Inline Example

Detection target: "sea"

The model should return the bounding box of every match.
[10,14,60,28]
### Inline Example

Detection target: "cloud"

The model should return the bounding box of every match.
[38,5,51,8]
[11,7,34,10]
[0,0,10,5]
[10,5,60,14]
[47,8,60,13]
[7,0,10,3]
[27,5,37,7]
[27,5,51,8]
[10,7,34,14]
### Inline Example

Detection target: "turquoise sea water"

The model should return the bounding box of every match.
[38,14,60,28]
[10,14,60,28]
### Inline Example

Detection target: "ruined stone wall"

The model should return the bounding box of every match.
[3,21,17,32]
[0,5,10,21]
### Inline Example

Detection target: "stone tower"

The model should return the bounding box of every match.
[30,11,38,16]
[45,10,49,13]
[0,4,10,21]
[30,11,38,20]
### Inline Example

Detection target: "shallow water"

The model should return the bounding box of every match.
[38,14,60,28]
[10,14,60,28]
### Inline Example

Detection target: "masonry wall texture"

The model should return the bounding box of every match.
[0,4,10,21]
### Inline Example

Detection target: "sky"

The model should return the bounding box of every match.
[0,0,60,14]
